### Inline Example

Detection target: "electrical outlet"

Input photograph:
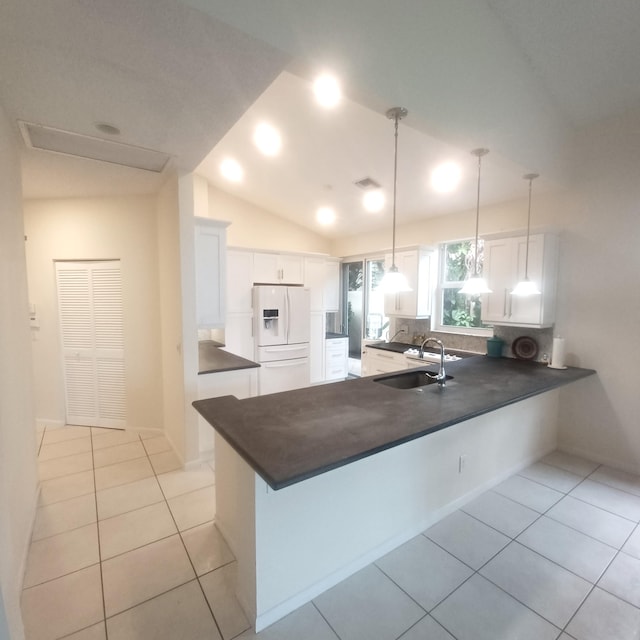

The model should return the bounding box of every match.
[458,454,468,473]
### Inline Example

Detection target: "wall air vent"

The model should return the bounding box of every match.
[18,121,171,173]
[354,177,381,190]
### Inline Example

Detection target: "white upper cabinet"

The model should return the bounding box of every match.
[226,249,254,314]
[194,218,228,328]
[324,260,341,312]
[304,257,327,312]
[253,252,304,285]
[481,233,558,328]
[303,257,341,312]
[384,248,436,318]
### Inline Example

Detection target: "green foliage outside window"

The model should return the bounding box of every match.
[441,240,486,329]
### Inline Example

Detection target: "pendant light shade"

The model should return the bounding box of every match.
[511,173,541,296]
[377,107,412,294]
[460,148,492,295]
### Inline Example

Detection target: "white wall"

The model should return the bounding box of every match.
[555,110,640,472]
[0,102,38,639]
[333,110,640,473]
[156,175,188,460]
[24,195,164,432]
[206,184,331,254]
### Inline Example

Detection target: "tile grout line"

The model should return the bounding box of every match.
[141,438,228,640]
[309,600,348,640]
[89,426,109,640]
[421,465,604,633]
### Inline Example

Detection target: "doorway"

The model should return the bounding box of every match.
[55,260,126,429]
[342,258,388,376]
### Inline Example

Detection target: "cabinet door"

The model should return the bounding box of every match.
[227,250,254,313]
[509,235,545,325]
[481,234,556,327]
[396,251,419,316]
[324,260,341,312]
[195,219,226,328]
[481,238,512,323]
[281,255,304,284]
[364,347,406,374]
[383,249,433,318]
[309,311,326,384]
[253,253,281,284]
[304,257,327,312]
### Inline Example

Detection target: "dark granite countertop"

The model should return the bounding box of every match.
[198,341,260,375]
[193,356,595,489]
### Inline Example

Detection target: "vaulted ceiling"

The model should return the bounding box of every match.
[2,1,640,238]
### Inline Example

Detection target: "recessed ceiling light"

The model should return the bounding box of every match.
[253,122,282,156]
[313,73,342,108]
[362,189,385,212]
[430,161,462,193]
[316,206,336,225]
[220,157,244,182]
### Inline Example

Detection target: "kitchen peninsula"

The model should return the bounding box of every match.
[194,356,594,632]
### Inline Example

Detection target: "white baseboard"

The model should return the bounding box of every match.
[35,419,65,430]
[557,443,640,476]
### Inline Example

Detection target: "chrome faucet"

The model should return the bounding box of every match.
[419,337,447,387]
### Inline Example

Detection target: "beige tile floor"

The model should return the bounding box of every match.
[23,425,242,640]
[22,427,640,640]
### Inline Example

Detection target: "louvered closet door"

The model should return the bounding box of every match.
[56,261,126,429]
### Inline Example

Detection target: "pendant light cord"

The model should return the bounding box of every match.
[470,148,489,278]
[523,173,539,281]
[473,153,481,276]
[391,113,399,268]
[385,107,407,271]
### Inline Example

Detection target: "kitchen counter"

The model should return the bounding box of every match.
[325,332,348,339]
[198,340,260,375]
[193,355,594,489]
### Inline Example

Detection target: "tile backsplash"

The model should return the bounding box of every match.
[388,317,554,362]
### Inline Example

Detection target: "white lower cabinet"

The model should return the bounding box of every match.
[325,337,348,381]
[361,345,425,376]
[361,347,406,376]
[197,368,257,455]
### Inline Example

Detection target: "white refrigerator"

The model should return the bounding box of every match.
[253,285,311,394]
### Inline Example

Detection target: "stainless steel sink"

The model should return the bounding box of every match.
[373,370,453,389]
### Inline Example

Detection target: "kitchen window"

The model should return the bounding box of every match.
[435,240,491,336]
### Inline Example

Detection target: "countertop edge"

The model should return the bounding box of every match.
[194,359,595,491]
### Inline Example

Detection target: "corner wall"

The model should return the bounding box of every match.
[0,102,38,639]
[156,175,187,461]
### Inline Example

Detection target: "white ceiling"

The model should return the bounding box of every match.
[3,0,640,237]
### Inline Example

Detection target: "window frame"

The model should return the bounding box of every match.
[433,241,492,337]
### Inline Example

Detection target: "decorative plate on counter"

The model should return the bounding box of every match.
[512,336,539,360]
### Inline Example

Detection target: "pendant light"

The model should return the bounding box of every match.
[377,107,412,293]
[460,148,492,295]
[511,173,542,296]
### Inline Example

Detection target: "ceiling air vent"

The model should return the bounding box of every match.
[19,121,171,173]
[354,177,381,190]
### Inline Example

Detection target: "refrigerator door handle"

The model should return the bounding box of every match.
[284,288,290,344]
